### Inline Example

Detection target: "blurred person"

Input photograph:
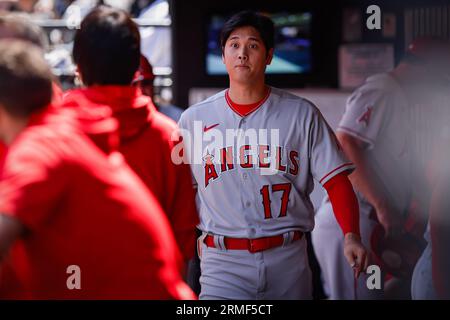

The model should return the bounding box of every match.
[0,13,48,48]
[0,13,63,167]
[132,54,197,292]
[62,6,198,265]
[132,54,183,122]
[312,37,450,299]
[0,12,64,169]
[0,13,64,298]
[0,13,63,103]
[412,109,450,299]
[0,39,195,299]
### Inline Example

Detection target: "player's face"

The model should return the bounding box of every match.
[222,26,273,85]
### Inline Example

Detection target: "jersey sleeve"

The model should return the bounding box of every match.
[308,106,354,186]
[337,86,390,149]
[323,172,360,236]
[0,141,67,231]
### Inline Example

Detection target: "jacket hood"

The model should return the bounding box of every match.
[63,85,155,150]
[62,89,119,154]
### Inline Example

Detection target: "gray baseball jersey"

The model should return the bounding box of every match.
[337,73,412,211]
[178,87,353,238]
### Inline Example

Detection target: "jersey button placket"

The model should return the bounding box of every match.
[238,118,246,130]
[238,117,251,210]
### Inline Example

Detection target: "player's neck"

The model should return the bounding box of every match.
[391,64,415,86]
[228,81,268,104]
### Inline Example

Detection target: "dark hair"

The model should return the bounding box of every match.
[220,11,275,54]
[0,14,49,49]
[0,40,52,117]
[73,6,141,86]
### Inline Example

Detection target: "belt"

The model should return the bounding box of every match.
[203,231,303,253]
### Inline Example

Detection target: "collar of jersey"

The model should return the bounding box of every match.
[225,87,271,117]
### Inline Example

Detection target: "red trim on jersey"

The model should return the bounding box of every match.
[319,162,354,184]
[225,88,271,117]
[323,172,360,236]
[337,126,375,146]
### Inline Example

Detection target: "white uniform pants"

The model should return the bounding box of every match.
[199,235,312,300]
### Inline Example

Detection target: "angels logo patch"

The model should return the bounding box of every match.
[357,106,373,127]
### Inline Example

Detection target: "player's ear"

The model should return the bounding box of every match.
[74,65,84,86]
[266,48,274,65]
[0,105,10,145]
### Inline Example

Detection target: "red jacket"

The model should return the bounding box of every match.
[0,106,195,299]
[63,86,199,261]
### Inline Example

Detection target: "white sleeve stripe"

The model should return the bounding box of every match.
[319,162,355,185]
[336,126,375,146]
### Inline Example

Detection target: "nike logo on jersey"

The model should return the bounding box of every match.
[357,106,373,127]
[203,123,220,132]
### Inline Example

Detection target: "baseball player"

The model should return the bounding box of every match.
[62,6,198,264]
[177,11,368,300]
[0,40,195,299]
[312,38,450,299]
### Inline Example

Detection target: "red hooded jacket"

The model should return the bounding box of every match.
[63,86,199,261]
[0,106,195,299]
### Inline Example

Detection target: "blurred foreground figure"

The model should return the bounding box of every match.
[0,13,48,48]
[62,6,198,265]
[133,54,184,122]
[0,11,63,206]
[0,14,63,103]
[412,108,450,300]
[313,37,450,300]
[0,40,195,299]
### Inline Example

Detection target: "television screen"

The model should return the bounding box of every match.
[206,12,312,75]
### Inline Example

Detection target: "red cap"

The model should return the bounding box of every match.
[133,54,155,83]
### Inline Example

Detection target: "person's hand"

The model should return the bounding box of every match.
[343,233,369,278]
[374,202,405,238]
